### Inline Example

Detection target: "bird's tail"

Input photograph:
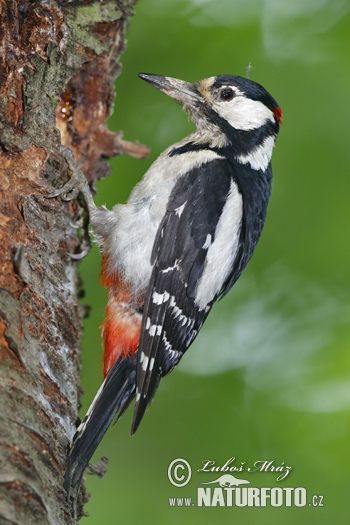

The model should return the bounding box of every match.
[63,356,136,502]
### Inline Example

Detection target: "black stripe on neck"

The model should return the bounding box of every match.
[168,143,209,157]
[169,104,278,160]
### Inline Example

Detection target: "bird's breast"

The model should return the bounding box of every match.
[110,143,226,295]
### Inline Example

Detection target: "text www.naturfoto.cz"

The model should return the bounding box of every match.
[168,487,322,508]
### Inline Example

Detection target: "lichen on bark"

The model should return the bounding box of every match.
[0,0,146,522]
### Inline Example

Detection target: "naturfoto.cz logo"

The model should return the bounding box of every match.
[167,457,324,509]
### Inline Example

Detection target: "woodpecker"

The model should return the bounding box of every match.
[50,73,282,501]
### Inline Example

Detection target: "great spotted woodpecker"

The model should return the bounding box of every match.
[50,73,282,500]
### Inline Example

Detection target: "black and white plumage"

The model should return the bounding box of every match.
[54,73,282,501]
[130,73,281,432]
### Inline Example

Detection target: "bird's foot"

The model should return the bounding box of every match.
[46,146,95,210]
[46,146,94,259]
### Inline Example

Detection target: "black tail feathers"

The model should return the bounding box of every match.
[64,356,136,503]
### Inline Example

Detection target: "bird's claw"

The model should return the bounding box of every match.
[47,188,79,202]
[68,228,91,259]
[46,146,94,260]
[61,191,79,202]
[69,208,85,230]
[45,153,88,205]
[68,247,91,260]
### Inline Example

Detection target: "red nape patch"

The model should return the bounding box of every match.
[271,104,283,125]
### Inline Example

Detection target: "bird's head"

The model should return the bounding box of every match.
[138,73,282,148]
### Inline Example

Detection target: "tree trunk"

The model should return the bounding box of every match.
[0,1,147,522]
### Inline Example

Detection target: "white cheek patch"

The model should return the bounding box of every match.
[215,97,274,131]
[237,135,276,171]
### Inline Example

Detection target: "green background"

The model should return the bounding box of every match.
[79,1,350,523]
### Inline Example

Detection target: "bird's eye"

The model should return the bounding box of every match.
[220,88,234,101]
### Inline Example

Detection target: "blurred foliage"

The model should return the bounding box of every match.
[79,1,350,523]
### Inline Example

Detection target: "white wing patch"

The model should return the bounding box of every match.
[194,180,243,310]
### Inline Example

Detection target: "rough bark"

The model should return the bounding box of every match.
[0,1,147,523]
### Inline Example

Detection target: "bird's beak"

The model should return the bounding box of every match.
[138,73,202,106]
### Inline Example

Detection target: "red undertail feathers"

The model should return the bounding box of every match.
[100,254,143,378]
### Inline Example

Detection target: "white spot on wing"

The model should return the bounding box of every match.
[152,291,170,305]
[162,332,172,351]
[237,136,275,171]
[195,180,243,309]
[202,234,212,250]
[148,324,162,336]
[161,261,179,274]
[169,296,194,328]
[140,351,149,371]
[162,332,182,361]
[168,348,181,361]
[187,329,198,345]
[175,203,186,217]
[135,388,140,402]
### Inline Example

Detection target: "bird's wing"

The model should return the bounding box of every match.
[219,162,272,298]
[131,157,242,434]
